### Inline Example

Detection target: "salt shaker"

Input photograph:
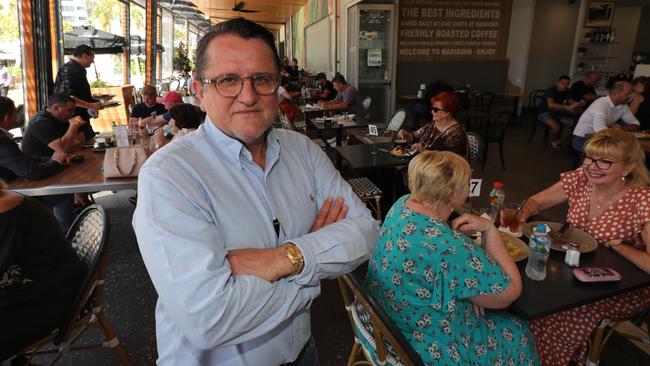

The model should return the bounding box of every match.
[564,243,580,267]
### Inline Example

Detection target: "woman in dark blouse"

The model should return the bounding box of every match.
[397,91,467,157]
[631,76,650,130]
[0,181,84,361]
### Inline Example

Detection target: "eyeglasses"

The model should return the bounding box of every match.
[431,107,443,113]
[201,73,279,98]
[583,155,617,170]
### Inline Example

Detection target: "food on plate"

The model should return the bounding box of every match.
[393,138,407,145]
[499,231,521,259]
[391,146,407,156]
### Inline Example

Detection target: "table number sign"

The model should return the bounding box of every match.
[115,125,130,148]
[368,124,379,136]
[469,178,482,197]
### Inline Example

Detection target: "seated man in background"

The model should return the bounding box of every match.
[0,96,67,183]
[572,80,639,152]
[277,76,300,122]
[130,85,167,121]
[571,71,601,105]
[311,72,336,101]
[21,93,92,157]
[319,74,366,117]
[538,75,583,149]
[0,179,85,364]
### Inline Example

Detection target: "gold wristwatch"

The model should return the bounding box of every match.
[283,243,304,275]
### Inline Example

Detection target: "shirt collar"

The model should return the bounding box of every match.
[0,127,13,139]
[605,95,615,108]
[203,115,280,168]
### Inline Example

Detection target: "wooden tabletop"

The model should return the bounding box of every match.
[8,146,139,196]
[510,244,650,320]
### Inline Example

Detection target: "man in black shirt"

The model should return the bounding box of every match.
[0,96,73,231]
[0,96,67,182]
[22,93,93,158]
[538,75,583,149]
[130,84,166,120]
[571,71,601,104]
[311,73,336,101]
[54,44,100,126]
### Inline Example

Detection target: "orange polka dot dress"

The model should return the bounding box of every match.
[528,169,650,366]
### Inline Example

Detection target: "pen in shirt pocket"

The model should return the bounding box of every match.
[273,218,280,238]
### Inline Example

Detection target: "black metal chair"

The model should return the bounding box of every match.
[16,205,132,365]
[338,272,424,366]
[471,92,496,113]
[478,112,513,170]
[526,89,549,144]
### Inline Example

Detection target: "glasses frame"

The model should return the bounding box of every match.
[431,106,443,113]
[200,73,280,98]
[583,155,617,170]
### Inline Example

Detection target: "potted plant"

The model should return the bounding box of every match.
[577,47,587,57]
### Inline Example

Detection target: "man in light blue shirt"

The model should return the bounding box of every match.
[132,18,378,366]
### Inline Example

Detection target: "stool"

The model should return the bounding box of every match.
[347,177,383,220]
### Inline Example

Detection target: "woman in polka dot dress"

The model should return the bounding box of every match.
[519,128,650,365]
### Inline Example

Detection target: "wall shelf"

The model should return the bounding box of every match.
[579,42,622,46]
[577,56,618,60]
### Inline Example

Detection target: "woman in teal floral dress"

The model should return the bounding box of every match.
[365,151,539,365]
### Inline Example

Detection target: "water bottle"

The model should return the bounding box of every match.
[487,181,505,222]
[525,224,551,281]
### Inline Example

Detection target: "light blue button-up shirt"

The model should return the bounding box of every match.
[133,118,378,365]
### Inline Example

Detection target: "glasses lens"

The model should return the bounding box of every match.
[252,74,278,95]
[216,75,242,97]
[595,159,612,170]
[432,107,441,113]
[583,156,593,166]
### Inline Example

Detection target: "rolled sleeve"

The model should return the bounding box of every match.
[133,164,318,350]
[288,141,379,286]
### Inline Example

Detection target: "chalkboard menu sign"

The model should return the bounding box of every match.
[398,0,513,62]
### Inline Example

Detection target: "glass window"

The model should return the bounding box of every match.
[130,4,146,89]
[0,0,25,127]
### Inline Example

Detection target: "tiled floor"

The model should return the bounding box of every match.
[33,122,649,365]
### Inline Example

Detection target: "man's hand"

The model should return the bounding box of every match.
[51,151,69,165]
[68,116,86,128]
[310,196,348,233]
[228,247,292,282]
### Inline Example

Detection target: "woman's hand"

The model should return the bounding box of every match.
[396,129,411,140]
[412,143,425,152]
[451,213,496,235]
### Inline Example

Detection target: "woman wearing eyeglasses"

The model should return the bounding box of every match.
[396,91,467,157]
[518,128,650,366]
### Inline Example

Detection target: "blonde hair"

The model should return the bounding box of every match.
[584,129,650,187]
[408,151,471,207]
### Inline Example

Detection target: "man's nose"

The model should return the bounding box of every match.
[236,79,259,105]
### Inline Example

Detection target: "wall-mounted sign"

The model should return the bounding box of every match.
[367,48,382,66]
[397,0,513,62]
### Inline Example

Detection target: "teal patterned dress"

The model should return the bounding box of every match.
[365,196,539,365]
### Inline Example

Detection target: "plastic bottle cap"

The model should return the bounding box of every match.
[493,181,504,189]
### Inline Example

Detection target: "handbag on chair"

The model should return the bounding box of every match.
[103,147,147,178]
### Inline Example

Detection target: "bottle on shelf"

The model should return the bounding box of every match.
[610,28,616,43]
[487,181,505,222]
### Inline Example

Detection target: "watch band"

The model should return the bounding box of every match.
[283,243,304,275]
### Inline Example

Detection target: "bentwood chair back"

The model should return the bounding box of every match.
[587,307,650,365]
[527,89,549,143]
[16,205,133,365]
[337,273,424,366]
[478,112,512,170]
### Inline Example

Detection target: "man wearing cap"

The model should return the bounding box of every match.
[54,45,100,133]
[130,85,167,120]
[311,73,335,101]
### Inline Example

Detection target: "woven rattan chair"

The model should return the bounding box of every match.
[16,205,132,365]
[347,177,383,220]
[466,132,482,169]
[338,273,424,366]
[587,307,650,366]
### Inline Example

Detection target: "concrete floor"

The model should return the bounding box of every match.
[36,123,649,365]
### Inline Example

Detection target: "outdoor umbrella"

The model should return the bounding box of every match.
[63,26,125,55]
[129,35,165,55]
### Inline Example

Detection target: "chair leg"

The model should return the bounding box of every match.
[481,142,489,171]
[499,141,506,170]
[527,122,538,142]
[96,311,133,366]
[374,197,382,220]
[587,320,609,366]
